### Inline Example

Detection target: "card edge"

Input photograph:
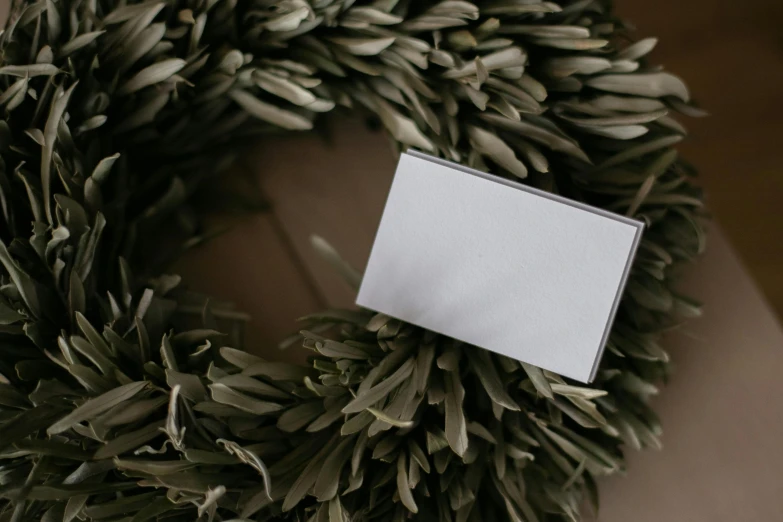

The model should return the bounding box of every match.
[359,149,646,383]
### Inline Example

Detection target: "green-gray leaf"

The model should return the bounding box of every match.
[342,357,414,413]
[48,381,148,435]
[228,89,313,130]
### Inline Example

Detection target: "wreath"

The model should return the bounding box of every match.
[0,0,706,520]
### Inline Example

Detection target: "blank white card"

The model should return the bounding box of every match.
[357,151,643,382]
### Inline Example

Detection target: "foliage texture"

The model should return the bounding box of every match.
[0,0,705,520]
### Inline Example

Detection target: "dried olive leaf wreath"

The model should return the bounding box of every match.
[0,0,706,520]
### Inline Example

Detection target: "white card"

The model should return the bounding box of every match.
[356,151,643,382]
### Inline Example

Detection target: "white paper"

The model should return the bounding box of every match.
[357,151,643,382]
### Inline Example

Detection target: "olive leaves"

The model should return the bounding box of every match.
[273,309,630,520]
[342,358,415,414]
[228,89,314,131]
[47,382,148,436]
[0,0,704,520]
[116,58,186,96]
[586,73,690,102]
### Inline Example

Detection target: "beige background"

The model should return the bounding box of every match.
[2,1,782,520]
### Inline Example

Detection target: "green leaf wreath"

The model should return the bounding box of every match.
[0,0,706,520]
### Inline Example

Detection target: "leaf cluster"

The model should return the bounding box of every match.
[0,0,705,520]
